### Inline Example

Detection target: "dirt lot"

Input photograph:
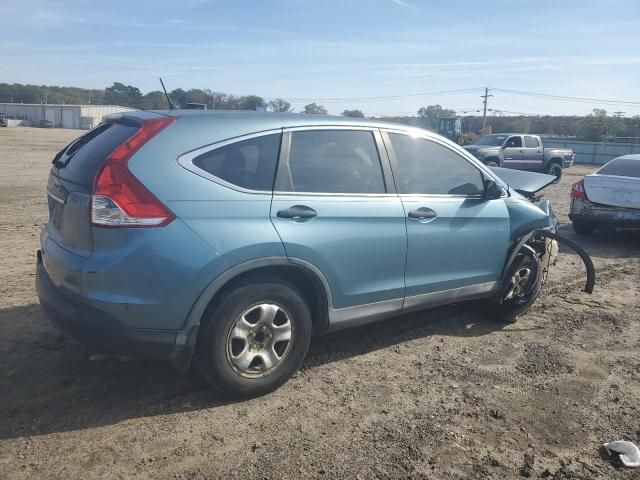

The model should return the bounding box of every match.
[0,127,639,479]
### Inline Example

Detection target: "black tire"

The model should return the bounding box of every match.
[485,160,499,167]
[572,220,594,236]
[485,249,543,323]
[197,278,312,398]
[546,162,563,182]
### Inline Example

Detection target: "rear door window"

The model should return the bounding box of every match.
[597,158,640,178]
[277,130,386,194]
[53,121,139,186]
[192,133,282,191]
[524,136,540,148]
[388,133,484,195]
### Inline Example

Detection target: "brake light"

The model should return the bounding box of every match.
[92,117,176,227]
[570,179,588,201]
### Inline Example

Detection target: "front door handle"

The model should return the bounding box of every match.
[408,207,437,222]
[277,205,317,220]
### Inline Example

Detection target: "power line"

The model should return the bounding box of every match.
[491,88,640,106]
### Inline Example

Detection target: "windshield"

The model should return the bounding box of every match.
[473,135,507,146]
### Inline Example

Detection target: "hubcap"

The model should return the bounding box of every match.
[226,303,293,378]
[504,266,532,300]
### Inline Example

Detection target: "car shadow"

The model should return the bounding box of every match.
[0,301,521,440]
[555,223,640,261]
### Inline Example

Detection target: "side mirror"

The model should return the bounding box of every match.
[484,179,503,200]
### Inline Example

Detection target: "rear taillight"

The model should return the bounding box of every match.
[92,117,176,227]
[570,179,588,201]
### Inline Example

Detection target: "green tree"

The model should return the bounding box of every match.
[495,116,530,134]
[169,88,188,108]
[142,91,169,110]
[303,103,327,115]
[577,109,609,141]
[268,98,292,112]
[341,109,364,118]
[417,105,455,129]
[104,82,143,108]
[239,95,267,110]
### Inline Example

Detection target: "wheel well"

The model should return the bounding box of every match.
[485,157,500,165]
[549,158,562,166]
[204,265,330,336]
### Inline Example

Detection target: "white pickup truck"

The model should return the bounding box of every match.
[463,134,575,181]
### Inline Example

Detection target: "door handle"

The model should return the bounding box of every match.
[277,205,317,220]
[408,208,437,221]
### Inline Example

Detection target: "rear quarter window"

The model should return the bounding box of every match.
[192,133,281,191]
[597,158,640,178]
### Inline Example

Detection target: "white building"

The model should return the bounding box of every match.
[0,103,136,129]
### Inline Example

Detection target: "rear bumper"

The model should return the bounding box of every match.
[569,199,640,229]
[36,251,177,359]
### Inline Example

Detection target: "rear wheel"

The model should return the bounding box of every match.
[485,160,499,167]
[197,278,312,398]
[546,162,563,182]
[572,220,594,235]
[485,248,542,323]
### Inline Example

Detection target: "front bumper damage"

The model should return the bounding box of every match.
[498,228,596,302]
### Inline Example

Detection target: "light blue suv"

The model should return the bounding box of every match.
[36,111,559,397]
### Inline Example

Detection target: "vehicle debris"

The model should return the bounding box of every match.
[603,440,640,467]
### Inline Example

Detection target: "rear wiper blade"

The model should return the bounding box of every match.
[51,149,66,168]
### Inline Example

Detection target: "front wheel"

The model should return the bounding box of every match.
[485,160,499,167]
[197,278,312,398]
[546,163,563,182]
[485,248,543,323]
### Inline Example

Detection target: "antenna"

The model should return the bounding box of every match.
[159,77,178,110]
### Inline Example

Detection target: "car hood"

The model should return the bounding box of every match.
[489,167,556,196]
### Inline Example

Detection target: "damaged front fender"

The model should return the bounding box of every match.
[500,229,596,298]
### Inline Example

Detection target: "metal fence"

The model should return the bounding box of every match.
[542,139,640,165]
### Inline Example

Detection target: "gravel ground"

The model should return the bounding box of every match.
[0,127,639,479]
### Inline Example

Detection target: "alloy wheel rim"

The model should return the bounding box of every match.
[226,303,293,378]
[504,266,532,301]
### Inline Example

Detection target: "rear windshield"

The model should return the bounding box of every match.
[597,158,640,178]
[52,121,139,185]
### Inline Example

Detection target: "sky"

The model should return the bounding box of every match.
[2,0,640,116]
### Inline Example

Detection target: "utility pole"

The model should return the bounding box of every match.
[481,87,492,135]
[613,111,625,117]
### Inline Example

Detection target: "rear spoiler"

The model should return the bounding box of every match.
[489,167,556,197]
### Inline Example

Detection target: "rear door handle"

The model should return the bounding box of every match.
[408,208,437,222]
[277,205,317,220]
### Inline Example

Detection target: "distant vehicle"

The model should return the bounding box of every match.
[437,116,463,143]
[39,119,54,128]
[0,118,7,127]
[464,134,574,181]
[570,155,640,234]
[37,111,566,397]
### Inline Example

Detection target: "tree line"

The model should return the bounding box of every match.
[379,105,640,142]
[0,82,363,118]
[0,82,637,141]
